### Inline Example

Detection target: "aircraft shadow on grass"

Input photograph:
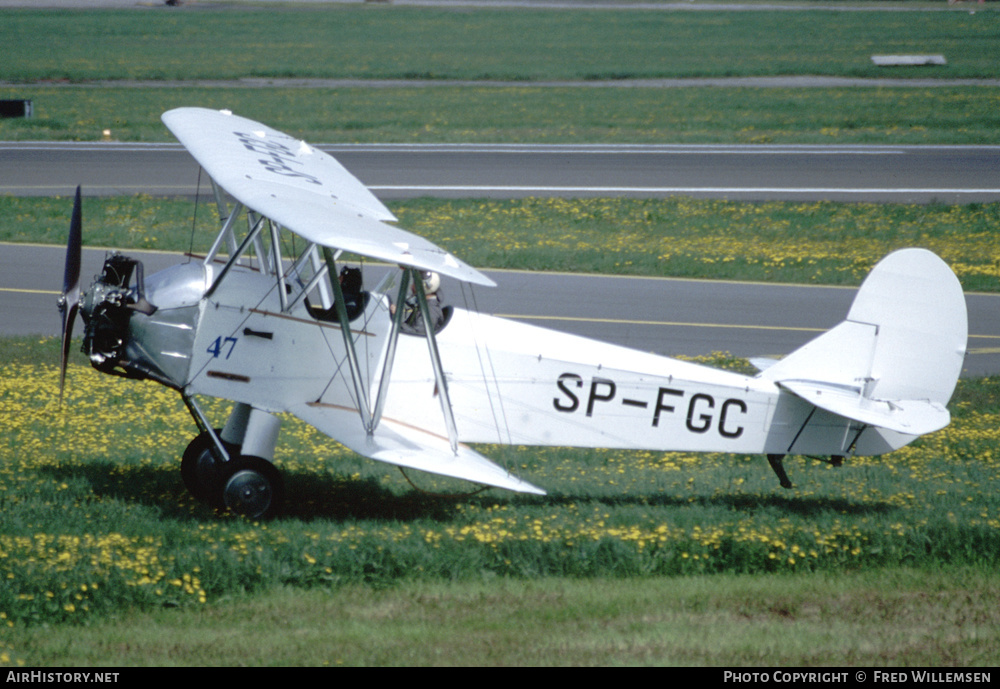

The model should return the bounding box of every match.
[33,461,893,524]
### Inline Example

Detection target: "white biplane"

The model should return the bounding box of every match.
[58,107,968,519]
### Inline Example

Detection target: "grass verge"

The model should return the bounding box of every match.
[3,6,998,83]
[5,195,999,291]
[8,569,1000,666]
[2,85,999,144]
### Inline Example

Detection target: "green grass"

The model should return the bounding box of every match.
[9,570,1000,666]
[1,5,999,145]
[5,195,1000,291]
[3,85,1000,144]
[3,6,998,83]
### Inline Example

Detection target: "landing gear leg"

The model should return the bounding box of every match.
[767,454,793,489]
[180,402,251,506]
[180,402,285,518]
[181,429,238,506]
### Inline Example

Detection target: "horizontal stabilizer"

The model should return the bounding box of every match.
[291,403,545,495]
[777,380,950,434]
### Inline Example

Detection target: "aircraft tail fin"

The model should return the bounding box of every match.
[760,248,967,436]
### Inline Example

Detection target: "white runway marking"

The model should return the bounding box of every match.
[371,185,1000,196]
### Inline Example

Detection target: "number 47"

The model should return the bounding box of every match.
[207,336,238,359]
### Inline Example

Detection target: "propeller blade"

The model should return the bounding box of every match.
[58,186,83,404]
[63,186,82,297]
[58,302,79,403]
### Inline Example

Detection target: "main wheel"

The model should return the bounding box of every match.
[221,456,284,520]
[181,430,239,507]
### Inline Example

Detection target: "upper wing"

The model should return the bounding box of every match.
[162,107,494,287]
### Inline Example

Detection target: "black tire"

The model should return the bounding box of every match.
[221,455,284,520]
[181,430,238,507]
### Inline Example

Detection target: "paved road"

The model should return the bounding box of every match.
[3,142,1000,203]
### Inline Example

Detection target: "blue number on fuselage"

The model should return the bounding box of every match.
[207,336,238,360]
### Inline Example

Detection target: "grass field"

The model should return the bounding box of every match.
[3,84,1000,144]
[1,338,999,665]
[10,570,1000,666]
[3,6,997,83]
[1,4,999,144]
[4,195,1000,290]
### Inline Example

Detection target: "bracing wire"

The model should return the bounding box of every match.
[457,280,516,469]
[459,280,506,435]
